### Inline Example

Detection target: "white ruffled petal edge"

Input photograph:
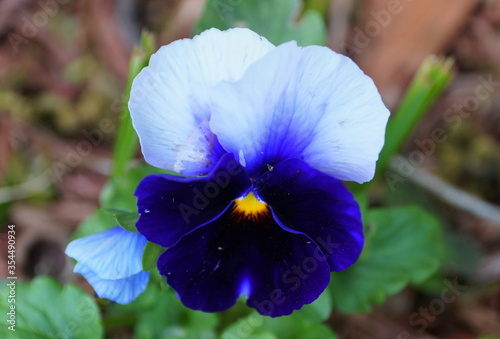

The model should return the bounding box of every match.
[129,28,275,175]
[209,42,390,183]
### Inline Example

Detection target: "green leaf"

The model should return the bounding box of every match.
[195,0,326,46]
[71,208,116,240]
[330,206,444,313]
[142,242,165,271]
[99,173,139,211]
[294,288,332,323]
[124,284,219,339]
[0,277,103,339]
[246,332,279,339]
[220,311,336,339]
[304,0,330,17]
[106,208,139,233]
[100,163,176,210]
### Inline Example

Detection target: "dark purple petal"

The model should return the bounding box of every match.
[135,153,251,247]
[256,158,363,272]
[158,203,331,317]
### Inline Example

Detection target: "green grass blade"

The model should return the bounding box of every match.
[376,55,455,177]
[110,31,156,179]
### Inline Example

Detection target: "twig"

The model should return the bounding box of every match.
[390,155,500,227]
[0,157,112,204]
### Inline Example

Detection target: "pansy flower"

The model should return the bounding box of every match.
[66,227,149,304]
[128,27,389,317]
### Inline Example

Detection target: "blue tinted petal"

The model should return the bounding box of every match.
[129,28,274,175]
[210,43,389,182]
[158,204,330,317]
[65,227,147,280]
[74,262,149,304]
[256,159,363,272]
[135,153,251,247]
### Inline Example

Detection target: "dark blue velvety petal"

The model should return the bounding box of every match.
[158,203,331,317]
[135,153,251,247]
[255,158,363,272]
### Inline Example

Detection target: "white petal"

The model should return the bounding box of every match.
[210,43,390,183]
[129,28,275,175]
[298,46,390,182]
[74,263,149,304]
[66,227,147,280]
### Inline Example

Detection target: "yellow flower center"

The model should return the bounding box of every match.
[234,192,268,217]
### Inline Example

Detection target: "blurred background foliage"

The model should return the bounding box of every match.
[1,0,500,338]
